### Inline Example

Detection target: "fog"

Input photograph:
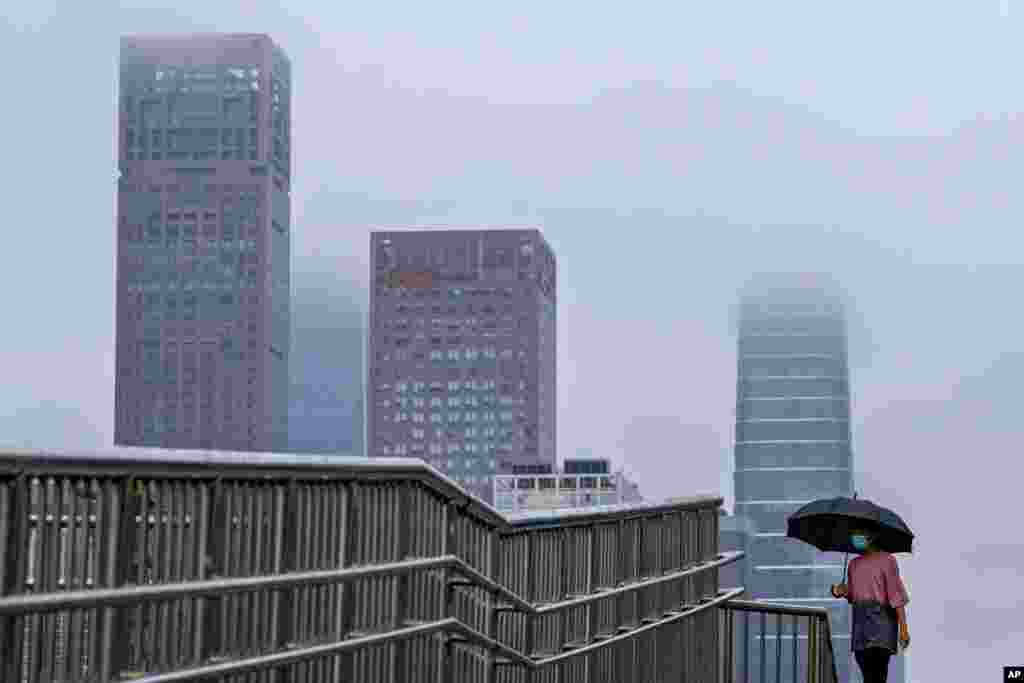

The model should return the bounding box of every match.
[3,2,1024,679]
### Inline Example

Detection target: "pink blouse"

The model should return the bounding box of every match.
[845,551,909,608]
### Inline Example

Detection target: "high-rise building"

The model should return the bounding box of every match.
[368,229,557,501]
[115,34,291,451]
[732,274,859,683]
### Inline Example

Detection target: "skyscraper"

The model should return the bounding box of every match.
[368,229,557,501]
[732,274,857,683]
[115,34,291,451]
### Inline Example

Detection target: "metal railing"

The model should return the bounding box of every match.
[0,448,838,682]
[718,600,840,683]
[0,448,742,683]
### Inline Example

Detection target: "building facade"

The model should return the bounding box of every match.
[368,229,557,501]
[492,458,622,513]
[115,34,291,451]
[732,275,859,683]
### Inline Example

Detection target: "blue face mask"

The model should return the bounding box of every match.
[851,534,869,551]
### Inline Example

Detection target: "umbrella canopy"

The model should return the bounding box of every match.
[787,496,914,555]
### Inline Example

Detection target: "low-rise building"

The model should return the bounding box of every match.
[493,457,622,512]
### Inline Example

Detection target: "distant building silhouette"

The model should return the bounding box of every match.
[287,283,363,455]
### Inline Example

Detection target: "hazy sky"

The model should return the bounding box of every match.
[3,2,1023,679]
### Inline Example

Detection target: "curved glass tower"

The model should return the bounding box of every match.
[733,275,858,683]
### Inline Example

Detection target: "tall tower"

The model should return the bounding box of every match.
[115,34,291,451]
[732,273,857,683]
[367,229,557,502]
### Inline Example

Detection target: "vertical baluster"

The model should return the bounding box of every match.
[0,480,10,681]
[177,483,193,667]
[296,482,312,683]
[586,524,599,683]
[318,482,333,682]
[57,480,75,683]
[267,482,285,683]
[143,480,160,673]
[437,501,455,683]
[216,481,232,662]
[392,483,410,681]
[72,481,92,680]
[250,482,266,682]
[558,528,569,670]
[807,616,816,683]
[724,607,734,683]
[38,478,59,683]
[239,482,255,676]
[742,610,749,683]
[759,611,766,683]
[334,482,354,683]
[792,614,798,683]
[192,481,209,668]
[52,479,71,683]
[98,479,122,682]
[483,525,500,683]
[776,612,783,683]
[170,482,186,670]
[230,482,246,664]
[156,481,172,672]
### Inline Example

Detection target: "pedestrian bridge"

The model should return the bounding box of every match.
[0,449,839,682]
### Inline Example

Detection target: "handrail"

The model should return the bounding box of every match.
[118,589,746,682]
[818,602,840,683]
[0,449,734,682]
[720,597,841,683]
[0,448,724,533]
[0,550,743,618]
[720,598,832,618]
[537,588,744,666]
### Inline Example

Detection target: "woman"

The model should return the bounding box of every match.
[831,528,911,683]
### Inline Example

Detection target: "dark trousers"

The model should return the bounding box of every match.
[854,647,892,683]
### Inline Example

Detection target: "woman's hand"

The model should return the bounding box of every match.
[830,583,848,598]
[899,622,910,650]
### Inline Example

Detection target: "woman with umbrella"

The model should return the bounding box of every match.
[787,496,913,683]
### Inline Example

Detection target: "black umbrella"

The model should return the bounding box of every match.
[786,493,913,581]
